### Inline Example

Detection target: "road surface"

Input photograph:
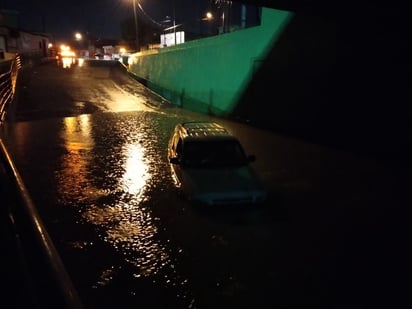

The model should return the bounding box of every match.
[1,59,409,308]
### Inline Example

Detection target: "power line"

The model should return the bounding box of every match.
[137,2,164,29]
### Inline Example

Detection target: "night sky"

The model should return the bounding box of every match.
[2,0,211,41]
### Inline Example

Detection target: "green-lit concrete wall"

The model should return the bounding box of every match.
[128,8,292,116]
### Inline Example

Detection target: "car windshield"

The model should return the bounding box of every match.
[182,140,248,168]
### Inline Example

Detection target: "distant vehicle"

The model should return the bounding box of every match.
[94,53,113,60]
[168,121,267,206]
[56,50,76,61]
[56,50,77,67]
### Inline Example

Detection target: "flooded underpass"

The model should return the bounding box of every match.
[1,59,409,308]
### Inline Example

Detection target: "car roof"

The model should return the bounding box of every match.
[177,121,238,141]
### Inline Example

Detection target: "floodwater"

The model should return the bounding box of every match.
[3,60,286,308]
[2,59,408,308]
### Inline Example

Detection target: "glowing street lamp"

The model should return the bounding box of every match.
[203,12,213,21]
[74,32,82,41]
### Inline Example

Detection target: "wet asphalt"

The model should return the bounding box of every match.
[1,59,410,308]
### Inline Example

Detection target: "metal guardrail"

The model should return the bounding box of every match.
[0,54,84,308]
[0,54,21,123]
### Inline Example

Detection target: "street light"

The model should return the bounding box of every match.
[74,32,82,41]
[203,12,213,21]
[74,32,83,54]
[132,0,139,51]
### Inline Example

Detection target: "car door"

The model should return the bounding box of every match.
[169,135,184,186]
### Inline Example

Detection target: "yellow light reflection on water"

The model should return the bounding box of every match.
[63,115,93,149]
[62,57,74,68]
[57,115,101,201]
[55,113,187,296]
[59,121,175,284]
[121,143,149,197]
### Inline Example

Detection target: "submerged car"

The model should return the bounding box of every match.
[168,121,267,206]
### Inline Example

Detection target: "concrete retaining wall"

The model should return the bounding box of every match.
[128,8,292,116]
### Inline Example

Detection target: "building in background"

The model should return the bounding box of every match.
[0,9,55,61]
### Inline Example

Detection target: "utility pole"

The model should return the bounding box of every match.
[132,0,139,51]
[173,0,176,45]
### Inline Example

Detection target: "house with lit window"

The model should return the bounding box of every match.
[0,9,54,61]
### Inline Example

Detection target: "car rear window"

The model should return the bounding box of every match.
[183,140,248,167]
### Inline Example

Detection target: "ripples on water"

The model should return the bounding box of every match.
[55,111,197,307]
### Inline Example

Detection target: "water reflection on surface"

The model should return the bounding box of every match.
[61,57,77,69]
[121,143,148,196]
[57,115,97,204]
[57,112,193,306]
